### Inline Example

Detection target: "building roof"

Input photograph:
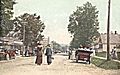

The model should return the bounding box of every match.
[0,37,23,45]
[100,33,120,44]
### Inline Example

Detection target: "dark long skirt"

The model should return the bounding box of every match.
[47,55,52,65]
[35,55,42,65]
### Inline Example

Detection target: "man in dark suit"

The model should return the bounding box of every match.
[45,44,52,65]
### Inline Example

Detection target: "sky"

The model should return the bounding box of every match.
[13,0,120,45]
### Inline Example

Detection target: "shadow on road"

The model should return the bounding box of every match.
[70,60,88,64]
[56,53,68,56]
[16,63,35,67]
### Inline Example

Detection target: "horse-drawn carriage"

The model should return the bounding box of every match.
[75,49,93,64]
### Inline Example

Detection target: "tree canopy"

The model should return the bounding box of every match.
[7,13,45,47]
[68,2,100,48]
[51,41,63,52]
[0,0,16,36]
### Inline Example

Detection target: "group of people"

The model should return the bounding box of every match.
[35,43,53,65]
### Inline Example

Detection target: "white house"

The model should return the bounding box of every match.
[98,32,120,52]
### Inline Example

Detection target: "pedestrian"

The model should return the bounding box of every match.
[25,47,29,57]
[68,50,71,59]
[45,44,52,65]
[35,43,43,65]
[111,47,118,59]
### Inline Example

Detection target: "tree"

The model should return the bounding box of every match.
[8,13,45,47]
[51,41,62,52]
[0,0,16,36]
[68,2,100,48]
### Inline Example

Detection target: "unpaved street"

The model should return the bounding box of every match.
[0,53,120,75]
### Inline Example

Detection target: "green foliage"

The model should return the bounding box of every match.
[68,2,100,48]
[0,26,2,36]
[96,51,106,58]
[11,13,45,46]
[0,0,16,36]
[91,57,120,70]
[51,41,62,52]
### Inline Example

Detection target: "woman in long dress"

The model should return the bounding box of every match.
[35,43,43,65]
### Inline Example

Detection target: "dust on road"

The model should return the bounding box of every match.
[0,53,119,75]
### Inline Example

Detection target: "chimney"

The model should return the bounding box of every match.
[111,31,113,34]
[115,31,117,34]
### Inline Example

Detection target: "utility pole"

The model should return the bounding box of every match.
[23,25,25,45]
[22,22,26,56]
[0,0,1,24]
[0,0,2,36]
[48,36,50,44]
[107,0,111,60]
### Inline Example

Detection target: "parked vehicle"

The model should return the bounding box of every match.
[0,52,7,60]
[75,50,93,64]
[0,49,16,61]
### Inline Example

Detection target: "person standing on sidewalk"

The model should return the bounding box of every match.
[45,44,52,65]
[111,47,118,59]
[35,43,43,65]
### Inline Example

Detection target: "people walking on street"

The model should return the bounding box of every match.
[35,43,43,65]
[45,44,52,65]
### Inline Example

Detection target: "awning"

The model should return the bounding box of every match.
[14,41,23,45]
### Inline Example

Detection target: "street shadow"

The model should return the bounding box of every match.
[57,53,68,56]
[70,60,88,64]
[16,62,35,66]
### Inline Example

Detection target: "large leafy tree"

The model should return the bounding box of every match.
[68,2,100,48]
[8,13,45,47]
[0,0,16,36]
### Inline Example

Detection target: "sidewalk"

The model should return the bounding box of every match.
[94,56,120,63]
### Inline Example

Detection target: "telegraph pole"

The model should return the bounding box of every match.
[0,0,1,24]
[23,25,25,45]
[0,0,2,36]
[107,0,111,60]
[22,22,26,56]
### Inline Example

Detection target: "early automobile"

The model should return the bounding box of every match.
[75,49,93,64]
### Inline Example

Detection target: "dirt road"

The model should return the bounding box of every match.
[0,53,119,75]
